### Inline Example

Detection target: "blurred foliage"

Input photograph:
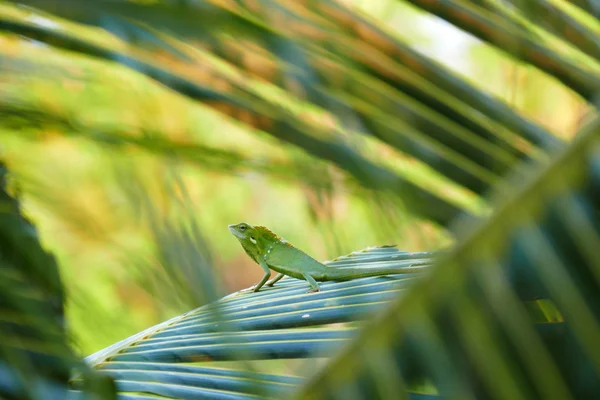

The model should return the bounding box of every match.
[0,162,115,399]
[0,0,468,355]
[0,0,599,398]
[302,115,600,400]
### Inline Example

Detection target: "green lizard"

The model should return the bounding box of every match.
[228,222,418,293]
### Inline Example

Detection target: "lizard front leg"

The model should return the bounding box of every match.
[302,273,321,293]
[266,273,285,287]
[252,259,272,292]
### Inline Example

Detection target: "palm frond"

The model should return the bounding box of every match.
[503,0,600,62]
[0,4,468,225]
[0,162,114,399]
[567,0,600,20]
[297,118,600,398]
[398,0,600,101]
[295,0,563,148]
[2,0,599,398]
[69,248,436,399]
[1,0,580,226]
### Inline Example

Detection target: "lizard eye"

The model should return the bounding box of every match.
[239,225,246,231]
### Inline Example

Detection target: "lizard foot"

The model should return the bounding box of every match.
[306,288,320,293]
[240,285,264,293]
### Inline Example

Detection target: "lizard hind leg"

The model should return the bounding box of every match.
[252,272,271,292]
[302,273,321,293]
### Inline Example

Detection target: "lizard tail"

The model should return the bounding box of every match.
[323,261,429,281]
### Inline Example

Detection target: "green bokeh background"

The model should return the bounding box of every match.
[0,0,586,357]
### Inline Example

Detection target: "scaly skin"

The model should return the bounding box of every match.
[229,222,419,293]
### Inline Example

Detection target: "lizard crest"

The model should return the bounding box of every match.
[255,226,289,245]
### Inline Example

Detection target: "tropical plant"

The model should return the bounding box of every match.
[1,0,599,399]
[0,162,115,399]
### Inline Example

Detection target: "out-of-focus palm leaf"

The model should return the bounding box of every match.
[0,8,465,225]
[298,118,600,398]
[503,0,600,62]
[0,162,115,399]
[68,248,436,399]
[0,97,335,191]
[245,0,562,148]
[396,0,600,100]
[1,0,580,226]
[568,0,600,20]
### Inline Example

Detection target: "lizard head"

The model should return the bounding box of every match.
[229,222,262,262]
[228,222,259,244]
